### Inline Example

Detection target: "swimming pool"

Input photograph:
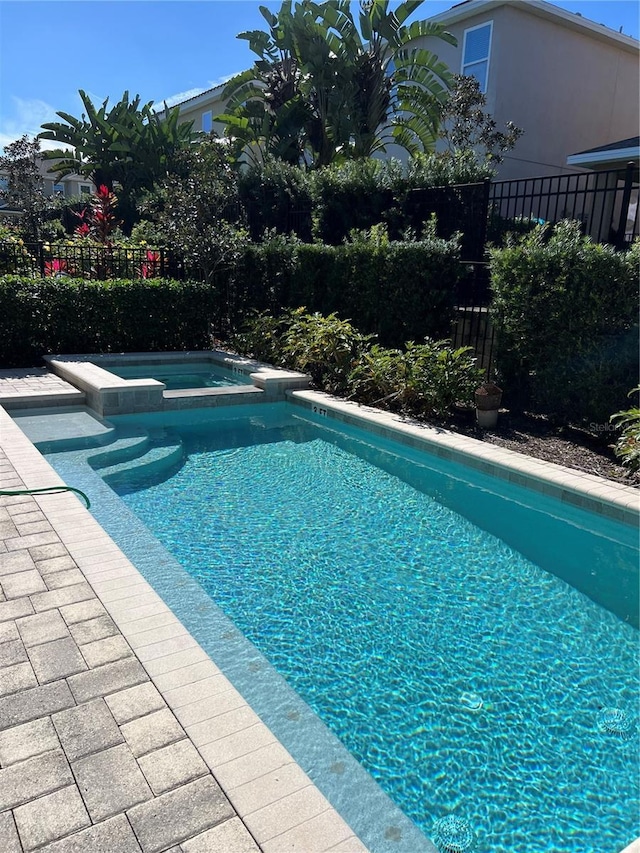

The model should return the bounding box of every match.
[31,402,639,853]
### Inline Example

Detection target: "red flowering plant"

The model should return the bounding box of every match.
[140,249,161,279]
[44,257,69,277]
[91,184,121,245]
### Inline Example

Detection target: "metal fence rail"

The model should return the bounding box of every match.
[0,242,185,280]
[489,163,639,249]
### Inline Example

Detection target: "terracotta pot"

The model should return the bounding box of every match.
[474,382,503,411]
[475,383,502,429]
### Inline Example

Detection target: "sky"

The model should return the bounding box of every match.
[0,0,638,151]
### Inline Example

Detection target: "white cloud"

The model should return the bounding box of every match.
[0,96,69,153]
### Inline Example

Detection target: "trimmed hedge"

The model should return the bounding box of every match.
[229,234,463,347]
[0,277,219,367]
[1,234,462,366]
[490,222,640,424]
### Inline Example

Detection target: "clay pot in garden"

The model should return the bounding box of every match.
[475,382,503,428]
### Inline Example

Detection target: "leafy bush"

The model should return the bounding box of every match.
[490,222,640,424]
[231,309,480,418]
[238,160,313,242]
[229,227,462,347]
[310,160,395,244]
[610,387,640,473]
[280,309,374,393]
[0,276,219,367]
[347,340,482,416]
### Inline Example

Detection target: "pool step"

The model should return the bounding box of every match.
[88,428,151,469]
[101,434,184,486]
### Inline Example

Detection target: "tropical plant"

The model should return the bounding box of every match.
[610,387,640,473]
[347,338,481,415]
[219,0,455,167]
[38,90,197,232]
[230,308,479,416]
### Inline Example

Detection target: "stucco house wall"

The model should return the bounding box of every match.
[417,0,639,179]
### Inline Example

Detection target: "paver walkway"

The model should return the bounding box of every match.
[0,449,262,853]
[0,370,83,409]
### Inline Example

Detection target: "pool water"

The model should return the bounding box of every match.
[108,362,251,390]
[104,408,639,853]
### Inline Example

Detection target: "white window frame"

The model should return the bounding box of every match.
[461,20,493,94]
[202,110,213,133]
[80,184,92,195]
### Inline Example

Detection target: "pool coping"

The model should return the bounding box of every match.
[0,404,372,853]
[287,390,640,528]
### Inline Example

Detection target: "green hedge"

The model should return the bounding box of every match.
[1,234,461,366]
[0,277,219,367]
[228,233,462,347]
[490,222,640,424]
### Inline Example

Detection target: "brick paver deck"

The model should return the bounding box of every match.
[0,455,261,853]
[0,425,367,853]
[0,370,84,410]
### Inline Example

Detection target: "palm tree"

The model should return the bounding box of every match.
[219,0,455,168]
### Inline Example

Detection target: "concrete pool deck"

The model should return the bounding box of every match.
[0,406,368,853]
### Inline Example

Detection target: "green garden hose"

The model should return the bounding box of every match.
[0,486,90,509]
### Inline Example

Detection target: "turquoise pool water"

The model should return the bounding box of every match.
[107,361,251,389]
[39,404,639,853]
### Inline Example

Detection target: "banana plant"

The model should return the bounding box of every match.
[38,90,197,232]
[219,0,455,167]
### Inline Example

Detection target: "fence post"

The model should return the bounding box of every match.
[615,161,635,250]
[480,178,491,256]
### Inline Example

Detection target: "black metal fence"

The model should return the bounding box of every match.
[489,163,639,249]
[0,242,185,281]
[451,263,496,378]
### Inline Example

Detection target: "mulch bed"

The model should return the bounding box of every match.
[441,409,638,487]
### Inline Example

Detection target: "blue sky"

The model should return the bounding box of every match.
[0,0,638,151]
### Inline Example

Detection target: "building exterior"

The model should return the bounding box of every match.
[165,0,639,182]
[0,156,92,221]
[419,0,639,179]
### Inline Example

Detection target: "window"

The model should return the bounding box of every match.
[53,182,65,196]
[202,111,213,133]
[0,177,8,192]
[80,185,92,195]
[461,21,492,93]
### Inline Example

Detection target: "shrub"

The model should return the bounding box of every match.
[231,309,480,418]
[238,160,313,242]
[280,309,374,394]
[0,276,219,367]
[229,227,462,347]
[490,222,639,425]
[610,387,640,473]
[347,340,482,416]
[310,160,394,244]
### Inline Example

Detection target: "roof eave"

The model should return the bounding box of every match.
[429,0,639,52]
[566,147,640,169]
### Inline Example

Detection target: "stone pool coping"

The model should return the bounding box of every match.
[0,405,369,853]
[44,352,310,417]
[288,390,640,528]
